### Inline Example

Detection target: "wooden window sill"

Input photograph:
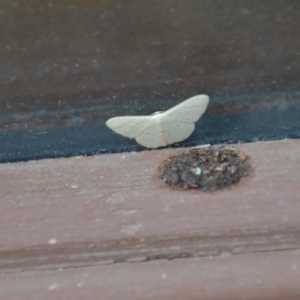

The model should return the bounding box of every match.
[1,139,300,299]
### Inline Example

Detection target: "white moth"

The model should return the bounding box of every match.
[106,94,209,148]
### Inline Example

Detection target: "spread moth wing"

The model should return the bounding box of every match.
[135,120,167,148]
[107,115,165,148]
[106,94,209,148]
[164,94,209,123]
[142,94,209,147]
[106,116,153,139]
[159,120,195,145]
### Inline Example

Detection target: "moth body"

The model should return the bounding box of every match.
[106,94,209,148]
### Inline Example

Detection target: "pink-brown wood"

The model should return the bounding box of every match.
[1,140,300,270]
[1,249,300,300]
[0,139,300,298]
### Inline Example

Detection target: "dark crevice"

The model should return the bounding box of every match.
[1,245,300,275]
[1,103,300,163]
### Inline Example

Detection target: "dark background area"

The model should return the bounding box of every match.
[0,0,299,162]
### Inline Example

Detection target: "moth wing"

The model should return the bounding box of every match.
[160,120,195,145]
[106,116,153,139]
[135,121,167,148]
[164,94,209,123]
[106,94,209,148]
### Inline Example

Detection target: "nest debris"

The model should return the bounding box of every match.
[159,145,252,191]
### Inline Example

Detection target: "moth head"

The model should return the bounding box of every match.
[151,111,164,116]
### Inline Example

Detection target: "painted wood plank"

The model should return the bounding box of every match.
[0,140,300,271]
[1,249,300,300]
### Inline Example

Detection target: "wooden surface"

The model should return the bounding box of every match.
[1,250,300,300]
[1,139,300,298]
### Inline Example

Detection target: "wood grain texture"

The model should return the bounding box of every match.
[0,139,300,272]
[1,249,300,300]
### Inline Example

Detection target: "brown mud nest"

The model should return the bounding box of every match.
[159,145,252,191]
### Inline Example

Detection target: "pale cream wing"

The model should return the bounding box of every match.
[106,116,153,139]
[135,120,168,148]
[164,94,209,123]
[160,120,195,145]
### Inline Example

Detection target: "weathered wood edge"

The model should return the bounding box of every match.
[0,139,300,271]
[1,249,300,300]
